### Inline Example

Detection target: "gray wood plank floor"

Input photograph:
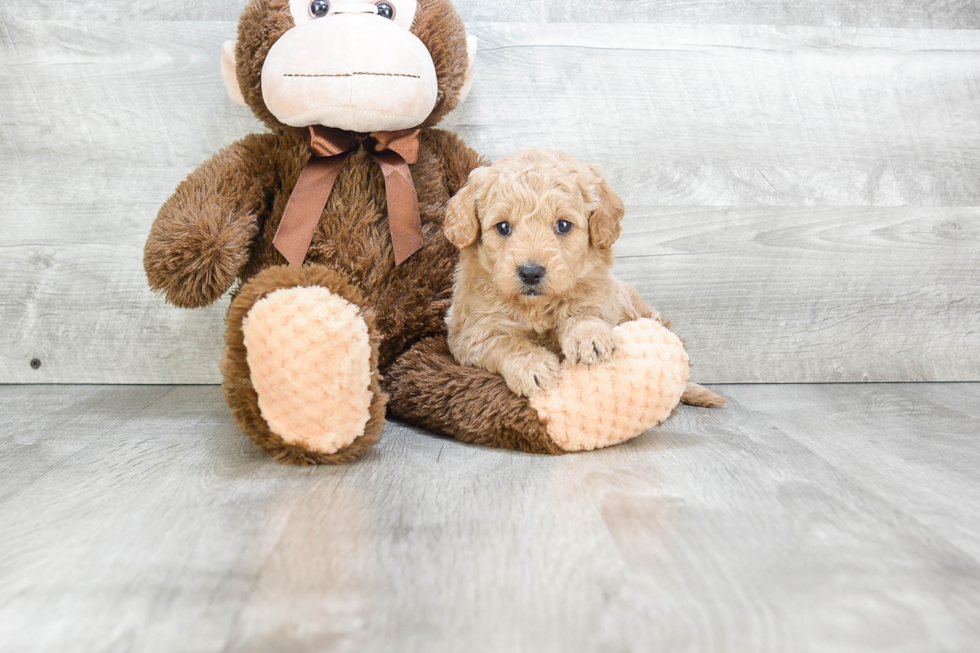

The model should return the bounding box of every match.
[1,384,979,653]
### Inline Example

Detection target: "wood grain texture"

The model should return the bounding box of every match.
[1,17,979,383]
[1,383,979,652]
[618,207,980,383]
[458,24,980,207]
[4,0,980,28]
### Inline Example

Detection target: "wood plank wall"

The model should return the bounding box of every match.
[1,1,978,384]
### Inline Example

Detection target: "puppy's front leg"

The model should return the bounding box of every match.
[488,337,561,398]
[453,331,560,398]
[561,316,618,366]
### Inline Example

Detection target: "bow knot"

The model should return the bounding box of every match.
[273,125,425,267]
[364,130,421,164]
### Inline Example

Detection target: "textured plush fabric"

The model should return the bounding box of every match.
[146,0,713,465]
[222,265,388,465]
[384,336,564,455]
[242,286,374,454]
[530,319,690,453]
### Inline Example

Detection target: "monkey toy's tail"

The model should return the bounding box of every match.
[681,383,727,408]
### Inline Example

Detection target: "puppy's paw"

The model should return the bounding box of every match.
[562,321,618,366]
[502,350,561,398]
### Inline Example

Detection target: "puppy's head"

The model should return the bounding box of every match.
[444,149,624,302]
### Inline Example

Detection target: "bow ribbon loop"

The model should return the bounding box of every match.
[365,129,421,164]
[273,125,425,268]
[308,127,358,158]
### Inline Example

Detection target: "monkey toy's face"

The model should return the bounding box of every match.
[224,0,476,134]
[264,0,436,132]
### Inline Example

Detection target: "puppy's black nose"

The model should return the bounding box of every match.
[518,264,546,286]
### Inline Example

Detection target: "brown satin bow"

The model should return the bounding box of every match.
[273,126,424,267]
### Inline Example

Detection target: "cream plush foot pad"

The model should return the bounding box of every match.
[242,287,374,455]
[529,319,690,453]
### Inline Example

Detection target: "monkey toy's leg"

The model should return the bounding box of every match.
[385,318,694,455]
[384,337,564,455]
[221,265,387,465]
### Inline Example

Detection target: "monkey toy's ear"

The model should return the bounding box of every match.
[444,166,490,250]
[221,41,248,107]
[456,34,479,106]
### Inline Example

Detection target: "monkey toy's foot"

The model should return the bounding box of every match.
[528,319,691,452]
[222,265,386,465]
[385,319,694,455]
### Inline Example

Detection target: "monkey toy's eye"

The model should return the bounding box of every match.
[496,222,512,237]
[376,2,395,19]
[310,0,330,18]
[556,220,573,235]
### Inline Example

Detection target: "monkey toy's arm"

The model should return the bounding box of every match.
[144,133,279,309]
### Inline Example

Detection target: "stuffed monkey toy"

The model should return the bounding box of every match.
[145,0,698,465]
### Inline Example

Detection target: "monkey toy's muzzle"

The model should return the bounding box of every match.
[261,13,439,133]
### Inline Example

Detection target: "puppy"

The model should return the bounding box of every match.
[443,149,724,407]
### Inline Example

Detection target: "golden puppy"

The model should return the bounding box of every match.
[443,149,724,407]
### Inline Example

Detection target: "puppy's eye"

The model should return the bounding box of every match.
[310,0,330,18]
[376,2,395,18]
[495,222,512,237]
[556,220,573,235]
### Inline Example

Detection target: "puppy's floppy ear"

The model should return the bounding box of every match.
[587,164,625,249]
[444,166,490,250]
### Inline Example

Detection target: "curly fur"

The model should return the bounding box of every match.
[146,0,587,464]
[145,2,720,465]
[445,149,725,407]
[444,150,654,396]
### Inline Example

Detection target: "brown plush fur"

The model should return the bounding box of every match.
[384,337,564,455]
[234,0,470,132]
[143,133,279,309]
[681,382,728,408]
[221,265,387,465]
[147,0,567,464]
[145,0,721,464]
